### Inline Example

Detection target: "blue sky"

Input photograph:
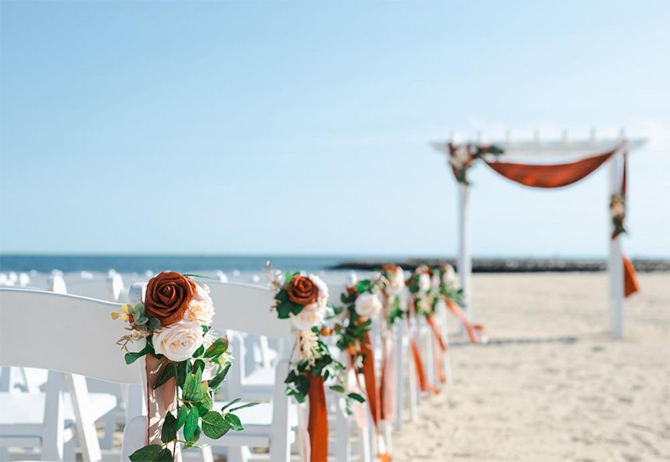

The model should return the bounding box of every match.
[1,0,668,257]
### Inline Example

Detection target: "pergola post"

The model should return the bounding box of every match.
[457,183,472,321]
[608,137,625,339]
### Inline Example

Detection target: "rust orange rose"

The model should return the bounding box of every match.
[145,271,197,326]
[287,275,319,306]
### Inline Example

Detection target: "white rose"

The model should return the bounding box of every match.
[184,283,215,326]
[611,201,625,217]
[354,292,382,319]
[418,273,431,293]
[308,274,329,308]
[153,320,204,362]
[290,304,325,331]
[387,266,405,295]
[443,265,459,289]
[454,146,471,164]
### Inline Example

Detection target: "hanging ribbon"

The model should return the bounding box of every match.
[445,299,480,344]
[425,315,447,384]
[613,151,640,298]
[306,373,328,462]
[144,355,182,461]
[408,336,438,394]
[379,335,396,423]
[356,331,391,461]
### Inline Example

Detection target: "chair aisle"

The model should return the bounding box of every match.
[0,264,484,462]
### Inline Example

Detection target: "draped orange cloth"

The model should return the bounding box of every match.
[426,315,447,383]
[623,257,640,297]
[409,337,439,394]
[446,300,479,344]
[306,373,328,462]
[360,331,381,426]
[483,150,616,188]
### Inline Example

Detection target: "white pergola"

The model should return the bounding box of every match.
[432,130,648,339]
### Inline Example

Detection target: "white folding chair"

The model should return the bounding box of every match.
[203,282,296,462]
[0,289,136,461]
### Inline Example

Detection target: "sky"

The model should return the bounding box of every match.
[1,0,668,258]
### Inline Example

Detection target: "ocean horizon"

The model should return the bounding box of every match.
[1,254,668,274]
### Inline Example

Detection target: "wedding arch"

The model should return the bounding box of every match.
[431,130,647,339]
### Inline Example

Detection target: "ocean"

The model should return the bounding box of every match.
[0,254,352,274]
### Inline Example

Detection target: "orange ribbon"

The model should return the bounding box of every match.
[409,337,439,394]
[360,331,381,426]
[306,373,328,462]
[445,299,480,344]
[623,256,639,297]
[426,315,447,384]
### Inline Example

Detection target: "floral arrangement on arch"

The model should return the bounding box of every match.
[447,142,504,185]
[610,193,626,239]
[112,272,254,462]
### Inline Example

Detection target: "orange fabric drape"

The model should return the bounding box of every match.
[360,332,381,426]
[409,337,438,394]
[483,149,617,188]
[623,258,640,297]
[306,373,328,462]
[445,300,479,344]
[426,315,447,383]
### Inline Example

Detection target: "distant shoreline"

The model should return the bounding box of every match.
[0,255,668,274]
[331,258,670,273]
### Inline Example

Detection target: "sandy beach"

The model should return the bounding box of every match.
[392,272,670,462]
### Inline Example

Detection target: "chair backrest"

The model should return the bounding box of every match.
[0,288,141,384]
[205,282,292,340]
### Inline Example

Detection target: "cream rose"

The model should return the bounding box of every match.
[290,304,325,331]
[184,283,215,326]
[443,265,459,289]
[354,292,382,319]
[386,266,405,295]
[418,273,431,293]
[153,320,204,362]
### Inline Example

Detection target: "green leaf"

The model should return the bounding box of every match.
[176,360,190,390]
[192,345,205,358]
[129,444,162,462]
[228,401,260,413]
[201,411,231,439]
[329,385,345,393]
[153,363,176,390]
[148,317,161,331]
[194,389,213,416]
[176,406,188,430]
[124,343,152,365]
[161,411,178,444]
[156,448,174,462]
[209,363,231,390]
[223,413,244,431]
[183,407,199,442]
[204,337,228,359]
[220,397,241,413]
[348,392,365,403]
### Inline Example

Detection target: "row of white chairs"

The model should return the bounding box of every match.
[0,270,454,462]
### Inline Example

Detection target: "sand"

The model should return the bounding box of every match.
[392,272,670,462]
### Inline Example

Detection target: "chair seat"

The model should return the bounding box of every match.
[238,367,276,400]
[0,391,117,427]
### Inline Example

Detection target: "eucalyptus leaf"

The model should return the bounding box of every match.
[201,411,231,439]
[161,411,178,444]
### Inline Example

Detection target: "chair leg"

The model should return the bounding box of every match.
[227,446,250,462]
[42,371,65,461]
[334,405,350,462]
[269,355,291,462]
[66,374,103,462]
[358,427,371,462]
[99,411,115,450]
[200,445,215,462]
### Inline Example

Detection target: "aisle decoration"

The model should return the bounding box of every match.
[406,266,439,394]
[337,276,391,460]
[113,272,251,462]
[269,269,362,462]
[447,142,504,185]
[431,264,483,344]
